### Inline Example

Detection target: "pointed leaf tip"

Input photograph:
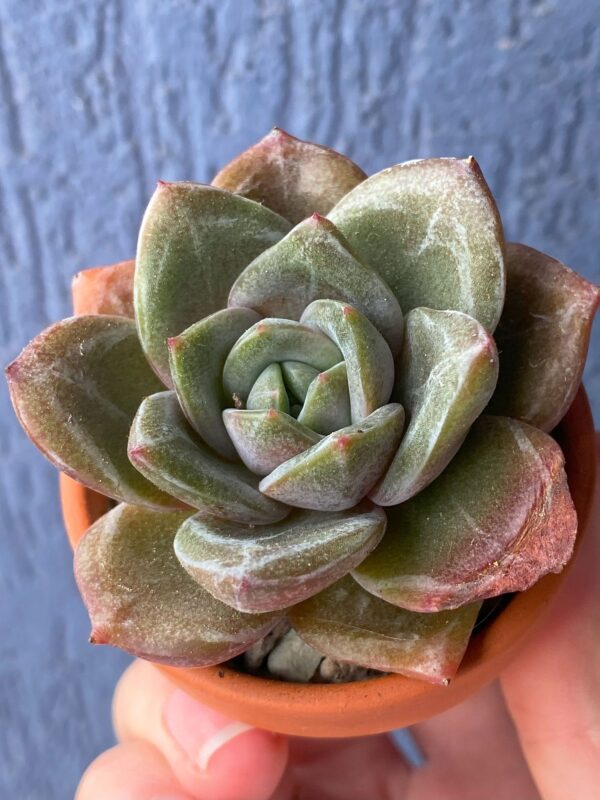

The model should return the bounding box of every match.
[213,131,366,224]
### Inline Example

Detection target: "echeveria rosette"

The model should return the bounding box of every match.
[6,129,599,686]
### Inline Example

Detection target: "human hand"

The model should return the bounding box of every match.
[76,439,600,800]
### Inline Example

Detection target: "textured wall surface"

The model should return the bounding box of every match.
[1,1,599,796]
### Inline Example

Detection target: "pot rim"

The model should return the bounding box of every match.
[60,387,597,737]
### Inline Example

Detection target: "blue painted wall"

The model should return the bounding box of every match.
[1,1,598,796]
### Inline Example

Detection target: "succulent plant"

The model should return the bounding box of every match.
[7,129,599,686]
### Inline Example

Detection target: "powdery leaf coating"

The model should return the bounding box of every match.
[290,577,481,685]
[229,214,404,355]
[168,308,261,460]
[224,408,321,476]
[6,316,177,509]
[329,158,505,332]
[354,416,578,612]
[371,309,499,506]
[247,363,290,413]
[128,391,288,525]
[223,318,342,404]
[135,182,291,385]
[259,404,405,511]
[212,127,367,225]
[75,504,281,666]
[300,300,395,423]
[281,361,319,403]
[490,243,600,432]
[174,503,386,613]
[72,260,135,317]
[298,362,351,435]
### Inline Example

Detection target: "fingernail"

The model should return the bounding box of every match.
[164,689,268,773]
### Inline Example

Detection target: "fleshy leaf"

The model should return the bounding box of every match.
[75,504,281,666]
[174,503,386,613]
[72,260,135,317]
[135,182,291,385]
[281,361,319,403]
[329,157,505,331]
[229,214,404,355]
[128,391,288,525]
[300,300,394,422]
[297,362,351,435]
[6,316,178,509]
[371,308,499,506]
[247,363,290,413]
[354,416,578,612]
[290,577,481,685]
[222,318,342,405]
[168,308,261,460]
[223,408,321,476]
[212,127,366,224]
[490,242,600,431]
[259,404,405,511]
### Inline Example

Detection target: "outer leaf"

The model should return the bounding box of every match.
[174,503,386,613]
[329,157,505,331]
[300,300,394,422]
[490,242,600,431]
[72,260,135,317]
[281,361,319,403]
[75,504,281,666]
[212,127,367,224]
[223,318,342,405]
[297,362,351,435]
[229,214,404,355]
[128,392,288,525]
[6,316,177,509]
[290,577,481,685]
[259,404,405,511]
[135,182,291,385]
[247,363,290,413]
[355,416,578,612]
[371,309,499,506]
[223,408,321,475]
[168,308,261,460]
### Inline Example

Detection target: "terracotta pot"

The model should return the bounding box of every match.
[60,388,597,738]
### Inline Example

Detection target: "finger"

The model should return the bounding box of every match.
[76,740,195,800]
[286,734,410,799]
[410,682,540,799]
[501,435,600,800]
[113,659,288,800]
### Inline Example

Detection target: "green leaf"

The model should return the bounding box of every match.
[290,577,481,685]
[490,243,600,431]
[6,316,178,509]
[329,157,505,331]
[354,416,578,611]
[135,182,291,385]
[281,361,319,403]
[223,408,321,476]
[229,214,404,355]
[222,318,342,405]
[128,391,289,524]
[168,308,261,460]
[371,308,499,506]
[259,404,405,511]
[174,503,386,613]
[300,300,394,422]
[75,504,281,666]
[247,363,290,413]
[72,260,135,317]
[212,127,367,224]
[297,362,351,435]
